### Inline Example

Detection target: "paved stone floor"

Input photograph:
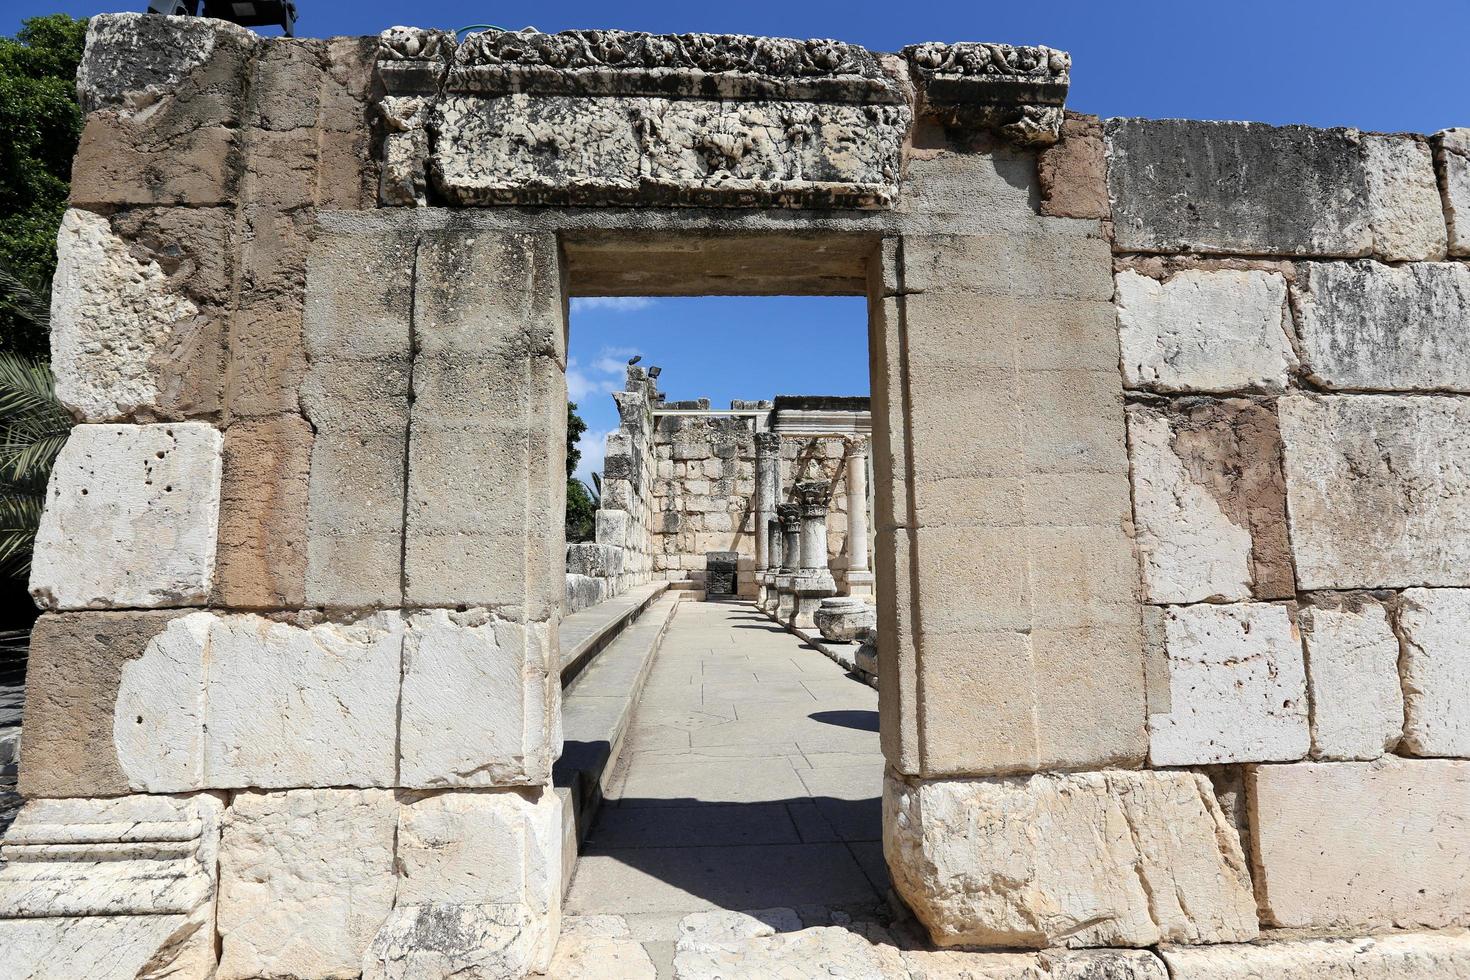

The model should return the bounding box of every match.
[560,599,889,976]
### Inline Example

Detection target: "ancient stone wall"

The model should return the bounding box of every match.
[6,11,1470,978]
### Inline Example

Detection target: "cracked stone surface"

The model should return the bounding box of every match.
[1397,588,1470,757]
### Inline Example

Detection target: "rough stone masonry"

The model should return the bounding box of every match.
[3,11,1470,979]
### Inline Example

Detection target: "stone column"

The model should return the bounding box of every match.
[843,436,874,596]
[791,480,837,628]
[763,516,783,611]
[754,431,781,605]
[774,503,802,621]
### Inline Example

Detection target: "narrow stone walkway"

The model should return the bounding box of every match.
[558,598,888,976]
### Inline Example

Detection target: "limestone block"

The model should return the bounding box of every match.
[0,913,218,980]
[1362,134,1449,262]
[50,210,210,422]
[673,925,907,979]
[548,916,658,980]
[18,610,186,797]
[1108,121,1445,260]
[1115,269,1295,393]
[1147,602,1309,766]
[1398,588,1470,757]
[199,612,401,788]
[217,788,398,980]
[71,14,258,207]
[363,904,550,980]
[1248,759,1470,930]
[1038,112,1110,220]
[1295,261,1470,392]
[1160,932,1470,979]
[1278,394,1470,589]
[566,543,624,578]
[1127,402,1294,604]
[30,423,222,611]
[399,611,556,788]
[214,414,312,608]
[1301,598,1403,760]
[885,769,1258,949]
[903,947,1168,979]
[1436,129,1470,257]
[595,508,630,547]
[565,573,605,614]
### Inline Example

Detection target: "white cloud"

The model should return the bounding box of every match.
[566,346,643,405]
[573,428,615,486]
[570,296,658,313]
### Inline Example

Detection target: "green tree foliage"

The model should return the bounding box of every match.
[0,352,70,576]
[0,14,88,358]
[565,401,596,543]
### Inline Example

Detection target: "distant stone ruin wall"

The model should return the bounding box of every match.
[648,411,858,594]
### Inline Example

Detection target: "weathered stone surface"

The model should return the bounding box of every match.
[815,596,876,642]
[71,14,258,207]
[197,613,401,789]
[1278,394,1470,589]
[1114,269,1295,393]
[1160,932,1470,979]
[30,423,222,610]
[217,788,398,980]
[1147,602,1309,766]
[1300,598,1403,760]
[1248,759,1470,931]
[363,903,550,980]
[0,913,218,980]
[1437,128,1470,257]
[566,543,625,578]
[565,573,607,614]
[903,947,1169,979]
[885,769,1258,948]
[1398,588,1470,757]
[673,924,908,979]
[18,610,185,797]
[399,611,556,788]
[214,415,312,608]
[1127,401,1294,604]
[1038,112,1109,219]
[1294,261,1470,392]
[904,42,1070,145]
[547,915,658,980]
[1107,120,1445,259]
[430,94,907,208]
[50,209,229,423]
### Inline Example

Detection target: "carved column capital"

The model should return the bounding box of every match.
[755,431,782,455]
[776,502,802,529]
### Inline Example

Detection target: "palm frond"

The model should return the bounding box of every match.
[0,491,44,574]
[0,260,50,332]
[0,353,64,420]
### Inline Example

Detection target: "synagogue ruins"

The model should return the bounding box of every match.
[2,11,1470,979]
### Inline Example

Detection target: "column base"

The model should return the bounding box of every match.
[842,570,875,597]
[790,571,837,629]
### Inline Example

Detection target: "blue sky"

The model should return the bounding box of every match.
[8,2,1467,480]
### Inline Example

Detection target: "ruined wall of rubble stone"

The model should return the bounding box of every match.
[649,415,856,594]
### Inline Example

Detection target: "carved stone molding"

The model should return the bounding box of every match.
[904,41,1071,146]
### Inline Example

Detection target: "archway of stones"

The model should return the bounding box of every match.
[556,231,892,935]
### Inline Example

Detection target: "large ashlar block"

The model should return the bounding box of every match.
[50,209,206,422]
[399,610,558,788]
[30,422,222,610]
[1115,269,1295,393]
[1161,932,1470,979]
[0,793,224,978]
[1147,602,1309,766]
[1398,588,1470,757]
[1278,394,1470,589]
[1300,598,1403,760]
[217,788,398,980]
[1436,129,1470,257]
[903,947,1168,979]
[885,769,1258,948]
[363,789,562,977]
[1248,759,1470,931]
[1294,261,1470,392]
[1107,120,1446,260]
[302,230,416,608]
[214,414,313,608]
[1127,401,1294,604]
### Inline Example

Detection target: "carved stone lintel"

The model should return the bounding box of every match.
[377,27,456,96]
[903,41,1071,146]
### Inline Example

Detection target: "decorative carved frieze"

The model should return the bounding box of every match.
[904,41,1071,146]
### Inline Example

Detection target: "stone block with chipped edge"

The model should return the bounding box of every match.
[1161,931,1470,979]
[217,788,398,980]
[1294,260,1470,393]
[398,611,557,788]
[1278,394,1470,589]
[1300,597,1404,761]
[902,947,1169,979]
[1147,602,1309,767]
[1115,269,1295,394]
[1107,119,1445,260]
[548,915,657,979]
[1248,758,1470,931]
[213,415,312,609]
[1038,112,1109,219]
[673,924,908,979]
[0,913,218,980]
[1436,128,1470,257]
[29,423,222,611]
[1398,588,1470,757]
[884,769,1258,949]
[362,903,552,980]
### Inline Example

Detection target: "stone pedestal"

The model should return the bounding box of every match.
[844,570,876,597]
[815,596,877,642]
[792,571,838,630]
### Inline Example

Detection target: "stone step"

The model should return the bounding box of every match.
[554,593,683,896]
[559,582,670,686]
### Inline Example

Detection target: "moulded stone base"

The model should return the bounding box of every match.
[1160,930,1470,978]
